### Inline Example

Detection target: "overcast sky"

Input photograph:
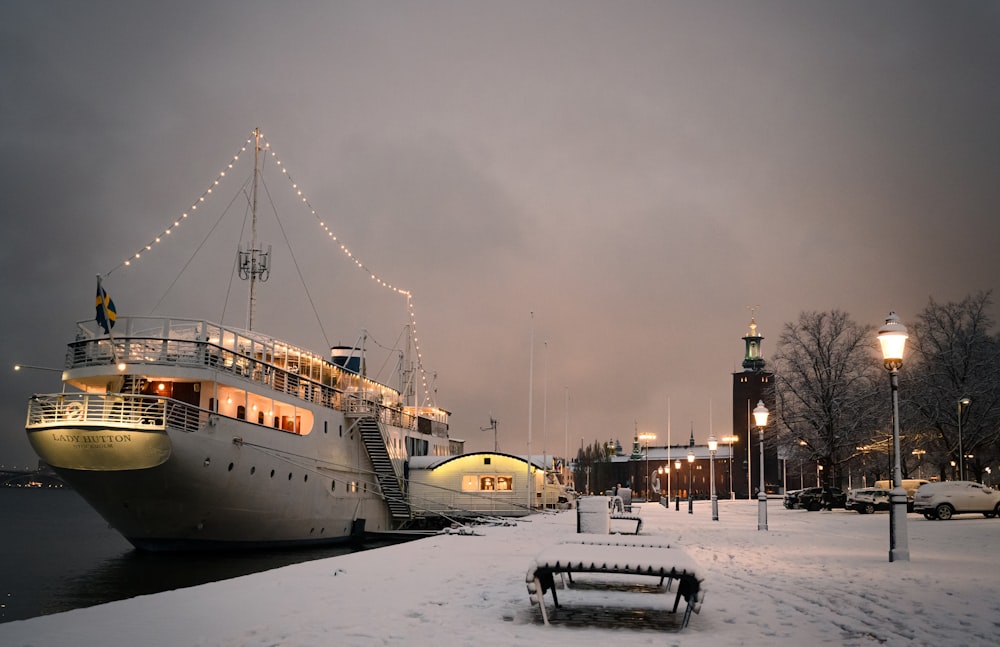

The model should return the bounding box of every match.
[2,1,998,467]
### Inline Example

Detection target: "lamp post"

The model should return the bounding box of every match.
[878,311,910,562]
[753,400,769,531]
[957,397,971,481]
[687,449,695,514]
[722,435,738,499]
[708,435,718,521]
[638,432,656,500]
[674,459,682,510]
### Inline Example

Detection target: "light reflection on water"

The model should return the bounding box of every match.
[0,488,405,623]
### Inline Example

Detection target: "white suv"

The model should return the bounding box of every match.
[913,481,1000,520]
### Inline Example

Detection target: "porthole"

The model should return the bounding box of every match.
[304,474,308,482]
[288,472,293,480]
[203,458,211,467]
[330,481,336,492]
[227,462,234,472]
[270,469,275,478]
[250,466,256,475]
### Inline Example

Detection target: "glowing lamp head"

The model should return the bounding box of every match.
[675,459,682,470]
[752,400,769,429]
[707,435,718,453]
[687,450,695,464]
[877,311,908,370]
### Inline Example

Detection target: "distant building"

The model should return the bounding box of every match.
[732,313,778,497]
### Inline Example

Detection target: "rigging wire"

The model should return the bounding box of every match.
[259,173,331,349]
[103,128,435,406]
[147,178,250,316]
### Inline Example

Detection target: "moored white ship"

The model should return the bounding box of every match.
[24,129,458,550]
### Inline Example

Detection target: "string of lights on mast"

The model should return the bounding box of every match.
[101,128,434,406]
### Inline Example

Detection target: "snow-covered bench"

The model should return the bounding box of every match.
[526,537,705,629]
[609,512,643,534]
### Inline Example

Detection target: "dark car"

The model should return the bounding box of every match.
[797,487,847,511]
[783,488,806,509]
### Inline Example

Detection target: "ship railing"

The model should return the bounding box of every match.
[64,318,439,432]
[26,393,205,433]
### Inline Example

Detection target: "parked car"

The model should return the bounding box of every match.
[783,488,805,509]
[846,487,891,514]
[875,478,928,511]
[913,481,1000,520]
[796,487,847,511]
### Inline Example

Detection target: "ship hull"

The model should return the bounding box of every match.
[29,411,394,551]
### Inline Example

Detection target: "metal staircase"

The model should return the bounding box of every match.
[353,415,411,520]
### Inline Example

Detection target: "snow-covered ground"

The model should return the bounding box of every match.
[2,498,997,646]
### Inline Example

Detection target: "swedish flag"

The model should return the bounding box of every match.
[96,282,117,334]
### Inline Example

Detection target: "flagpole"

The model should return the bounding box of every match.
[96,274,120,366]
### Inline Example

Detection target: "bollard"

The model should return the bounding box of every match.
[675,494,680,511]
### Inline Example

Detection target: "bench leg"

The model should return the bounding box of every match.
[532,577,551,625]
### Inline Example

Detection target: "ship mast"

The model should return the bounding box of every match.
[238,127,270,331]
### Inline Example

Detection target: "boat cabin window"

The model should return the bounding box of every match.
[462,474,514,492]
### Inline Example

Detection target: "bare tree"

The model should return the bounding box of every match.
[905,291,1000,482]
[772,310,884,487]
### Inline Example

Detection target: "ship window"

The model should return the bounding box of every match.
[331,481,336,492]
[250,466,256,475]
[480,476,495,491]
[497,476,513,491]
[484,457,491,465]
[237,405,246,420]
[270,469,275,478]
[228,463,234,471]
[462,475,478,491]
[258,411,264,424]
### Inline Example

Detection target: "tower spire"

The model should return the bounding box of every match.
[742,305,766,372]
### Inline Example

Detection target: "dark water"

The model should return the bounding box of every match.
[0,487,403,624]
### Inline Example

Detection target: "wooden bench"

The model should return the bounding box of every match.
[526,538,705,629]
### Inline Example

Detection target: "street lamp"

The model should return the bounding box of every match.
[753,400,769,531]
[958,397,971,481]
[722,435,738,499]
[638,432,656,500]
[687,449,695,514]
[708,434,718,521]
[674,459,682,510]
[912,449,926,479]
[878,311,910,563]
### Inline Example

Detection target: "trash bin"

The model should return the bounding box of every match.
[577,496,611,533]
